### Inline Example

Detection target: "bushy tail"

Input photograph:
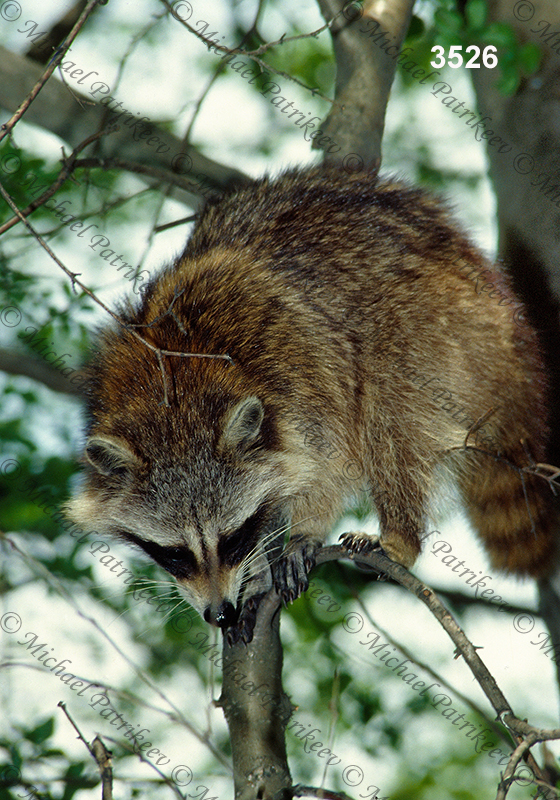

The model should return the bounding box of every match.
[458,451,557,578]
[456,447,560,713]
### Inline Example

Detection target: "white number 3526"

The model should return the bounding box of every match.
[430,45,498,69]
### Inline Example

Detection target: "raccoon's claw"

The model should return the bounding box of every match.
[273,537,320,604]
[225,593,265,645]
[339,530,381,555]
[339,531,387,578]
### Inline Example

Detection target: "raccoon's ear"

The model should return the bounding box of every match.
[220,396,264,453]
[85,436,138,477]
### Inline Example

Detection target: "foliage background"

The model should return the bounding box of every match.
[0,1,557,798]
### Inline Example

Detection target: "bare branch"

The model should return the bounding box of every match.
[346,581,507,741]
[0,347,84,396]
[100,733,187,799]
[315,0,415,168]
[496,736,537,800]
[91,737,114,800]
[0,0,104,144]
[58,703,114,800]
[316,544,560,792]
[71,155,222,197]
[0,45,249,206]
[217,591,292,800]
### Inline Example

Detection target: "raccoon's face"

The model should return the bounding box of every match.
[67,396,293,628]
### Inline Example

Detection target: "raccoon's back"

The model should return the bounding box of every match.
[88,166,544,455]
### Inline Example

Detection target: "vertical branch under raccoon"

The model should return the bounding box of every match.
[217,593,292,800]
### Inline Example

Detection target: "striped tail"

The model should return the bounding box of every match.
[457,450,558,578]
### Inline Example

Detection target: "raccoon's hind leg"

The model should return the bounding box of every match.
[339,506,423,570]
[457,449,557,577]
[340,453,430,570]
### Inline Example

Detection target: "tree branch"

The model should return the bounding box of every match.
[0,0,104,145]
[315,544,560,797]
[217,592,292,800]
[0,45,249,206]
[58,702,114,799]
[316,0,415,168]
[0,347,84,396]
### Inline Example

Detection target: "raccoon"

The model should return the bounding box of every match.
[66,165,558,641]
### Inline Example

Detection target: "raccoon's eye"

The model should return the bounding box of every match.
[166,547,186,562]
[119,531,197,579]
[220,528,247,563]
[219,509,267,566]
[158,545,197,579]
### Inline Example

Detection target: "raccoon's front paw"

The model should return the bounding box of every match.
[225,593,266,646]
[273,536,320,604]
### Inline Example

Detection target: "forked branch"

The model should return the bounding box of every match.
[221,544,560,800]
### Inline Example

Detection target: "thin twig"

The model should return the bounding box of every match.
[1,659,227,766]
[58,702,114,800]
[316,545,560,791]
[5,536,232,771]
[346,577,507,741]
[154,214,197,233]
[496,736,537,800]
[0,181,232,405]
[0,0,105,144]
[158,0,335,104]
[0,128,116,236]
[58,700,95,755]
[101,734,187,800]
[71,155,219,195]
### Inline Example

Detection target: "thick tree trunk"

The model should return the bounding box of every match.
[469,0,560,453]
[468,0,560,695]
[316,0,415,169]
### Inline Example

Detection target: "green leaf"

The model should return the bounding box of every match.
[481,22,517,48]
[434,8,463,36]
[61,761,90,800]
[496,69,520,96]
[519,42,542,74]
[25,717,54,744]
[465,0,487,31]
[407,15,425,39]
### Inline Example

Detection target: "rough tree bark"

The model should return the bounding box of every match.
[217,596,292,800]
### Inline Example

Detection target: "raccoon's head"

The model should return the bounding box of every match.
[67,396,295,629]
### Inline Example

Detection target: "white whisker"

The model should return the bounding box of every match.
[239,513,320,578]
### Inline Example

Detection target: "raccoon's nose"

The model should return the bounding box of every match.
[204,601,238,628]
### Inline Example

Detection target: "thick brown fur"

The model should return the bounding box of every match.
[67,165,557,631]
